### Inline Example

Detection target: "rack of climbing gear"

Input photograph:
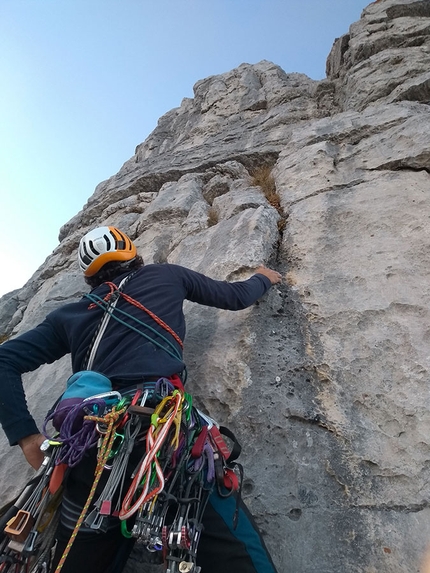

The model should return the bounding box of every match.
[0,377,242,573]
[0,441,63,573]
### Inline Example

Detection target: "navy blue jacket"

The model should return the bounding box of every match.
[0,264,271,445]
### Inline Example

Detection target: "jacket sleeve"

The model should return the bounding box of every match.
[0,316,69,445]
[172,266,272,310]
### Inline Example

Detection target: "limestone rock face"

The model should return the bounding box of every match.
[326,0,430,111]
[1,1,430,571]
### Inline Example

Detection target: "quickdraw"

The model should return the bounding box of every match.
[119,390,183,521]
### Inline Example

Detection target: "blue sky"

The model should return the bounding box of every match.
[0,0,367,297]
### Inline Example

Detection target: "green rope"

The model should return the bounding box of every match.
[85,293,183,362]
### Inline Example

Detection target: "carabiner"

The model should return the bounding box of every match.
[107,432,125,460]
[82,390,122,404]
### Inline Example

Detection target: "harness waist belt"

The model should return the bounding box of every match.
[112,377,161,391]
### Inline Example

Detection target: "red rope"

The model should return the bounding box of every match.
[88,281,183,349]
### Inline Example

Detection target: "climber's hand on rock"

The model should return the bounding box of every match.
[255,266,283,285]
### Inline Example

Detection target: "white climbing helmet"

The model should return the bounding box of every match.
[78,226,137,277]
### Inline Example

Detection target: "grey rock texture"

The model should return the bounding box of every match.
[1,0,430,571]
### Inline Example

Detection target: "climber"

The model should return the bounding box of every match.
[0,225,280,573]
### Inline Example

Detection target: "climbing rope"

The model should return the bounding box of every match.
[43,397,107,467]
[85,291,184,364]
[87,280,183,348]
[53,404,127,573]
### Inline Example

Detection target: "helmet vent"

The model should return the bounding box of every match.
[81,242,93,264]
[88,240,100,256]
[103,234,112,251]
[116,229,128,249]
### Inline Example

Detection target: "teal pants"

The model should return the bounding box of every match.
[197,489,278,573]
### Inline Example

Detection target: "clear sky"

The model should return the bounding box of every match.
[0,0,367,298]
